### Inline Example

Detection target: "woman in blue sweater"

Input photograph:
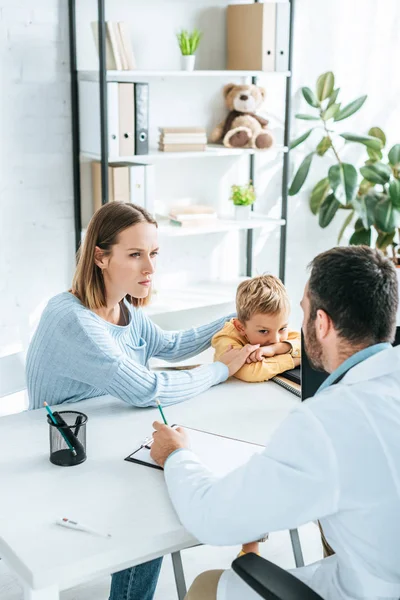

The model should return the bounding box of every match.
[26,202,258,600]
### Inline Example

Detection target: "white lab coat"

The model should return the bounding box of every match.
[164,345,400,600]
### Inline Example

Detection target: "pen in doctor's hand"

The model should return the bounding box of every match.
[156,399,168,425]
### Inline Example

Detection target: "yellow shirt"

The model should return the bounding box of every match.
[211,319,301,383]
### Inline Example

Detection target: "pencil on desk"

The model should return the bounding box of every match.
[156,399,168,425]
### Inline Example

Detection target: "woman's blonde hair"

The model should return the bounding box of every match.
[72,202,157,310]
[236,274,290,323]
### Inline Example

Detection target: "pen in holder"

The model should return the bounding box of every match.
[47,410,88,466]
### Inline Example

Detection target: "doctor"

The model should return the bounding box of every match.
[150,246,400,600]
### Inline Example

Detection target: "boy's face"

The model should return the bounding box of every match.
[234,310,290,346]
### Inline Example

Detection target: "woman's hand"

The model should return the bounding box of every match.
[219,344,260,376]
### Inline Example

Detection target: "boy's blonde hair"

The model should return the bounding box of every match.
[236,275,290,323]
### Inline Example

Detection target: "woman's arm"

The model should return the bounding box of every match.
[139,309,235,362]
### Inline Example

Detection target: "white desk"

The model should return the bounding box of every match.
[0,379,299,600]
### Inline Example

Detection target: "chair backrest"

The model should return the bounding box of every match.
[0,352,27,415]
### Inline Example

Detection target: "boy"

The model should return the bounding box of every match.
[212,274,301,557]
[212,274,301,383]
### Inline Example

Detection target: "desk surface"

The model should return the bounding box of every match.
[0,379,298,592]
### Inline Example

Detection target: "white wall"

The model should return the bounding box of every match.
[1,0,399,363]
[0,0,75,359]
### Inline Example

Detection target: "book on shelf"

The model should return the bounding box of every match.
[168,204,217,225]
[159,127,206,134]
[91,21,136,71]
[227,2,290,72]
[79,81,149,158]
[91,161,155,215]
[159,144,207,152]
[160,134,208,144]
[169,218,218,228]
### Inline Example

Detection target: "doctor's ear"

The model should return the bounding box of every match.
[315,309,332,340]
[94,246,109,270]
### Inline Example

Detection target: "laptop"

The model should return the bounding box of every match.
[274,326,400,401]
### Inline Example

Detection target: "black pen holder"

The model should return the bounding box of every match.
[47,410,88,466]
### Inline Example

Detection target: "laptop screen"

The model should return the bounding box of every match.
[301,326,400,401]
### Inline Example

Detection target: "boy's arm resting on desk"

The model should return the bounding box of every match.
[284,330,301,358]
[164,405,339,545]
[140,309,235,362]
[234,353,295,383]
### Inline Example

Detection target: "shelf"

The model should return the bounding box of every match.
[79,70,291,82]
[158,215,285,237]
[81,144,288,164]
[144,279,245,316]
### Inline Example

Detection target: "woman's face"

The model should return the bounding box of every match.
[97,222,159,300]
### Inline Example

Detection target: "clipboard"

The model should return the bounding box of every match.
[125,425,264,475]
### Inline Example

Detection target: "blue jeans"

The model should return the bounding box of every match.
[109,557,163,600]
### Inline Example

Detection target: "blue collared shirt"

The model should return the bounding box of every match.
[317,342,391,394]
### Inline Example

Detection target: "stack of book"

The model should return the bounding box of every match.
[159,128,207,153]
[91,21,136,71]
[168,204,217,228]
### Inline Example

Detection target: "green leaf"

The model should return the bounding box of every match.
[367,147,383,162]
[358,178,374,195]
[309,178,330,214]
[290,129,314,150]
[349,227,372,246]
[327,88,340,108]
[368,127,386,147]
[334,95,367,121]
[322,103,340,121]
[389,179,400,209]
[316,72,334,101]
[328,163,358,205]
[316,136,332,156]
[352,193,378,229]
[295,113,320,121]
[302,87,320,108]
[288,153,314,196]
[318,193,341,227]
[376,231,396,251]
[360,162,392,185]
[337,210,355,243]
[340,133,383,150]
[375,196,400,233]
[388,144,400,167]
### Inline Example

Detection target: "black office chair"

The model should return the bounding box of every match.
[232,553,324,600]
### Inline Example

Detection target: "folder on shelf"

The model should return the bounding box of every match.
[275,2,291,72]
[125,425,264,473]
[79,81,119,157]
[92,162,130,212]
[118,83,135,156]
[134,83,149,155]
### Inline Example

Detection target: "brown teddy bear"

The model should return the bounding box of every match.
[210,83,274,150]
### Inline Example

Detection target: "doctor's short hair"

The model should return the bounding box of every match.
[308,246,398,344]
[72,202,157,310]
[236,274,290,323]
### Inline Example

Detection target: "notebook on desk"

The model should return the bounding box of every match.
[125,426,264,474]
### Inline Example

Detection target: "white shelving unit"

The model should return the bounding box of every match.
[158,215,285,237]
[78,70,291,81]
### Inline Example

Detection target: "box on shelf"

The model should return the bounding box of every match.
[227,2,290,72]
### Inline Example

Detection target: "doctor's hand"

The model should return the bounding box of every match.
[150,421,190,468]
[219,344,260,376]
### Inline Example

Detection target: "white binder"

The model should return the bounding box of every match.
[275,2,291,72]
[129,164,146,208]
[79,81,119,158]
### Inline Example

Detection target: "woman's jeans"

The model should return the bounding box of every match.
[109,557,163,600]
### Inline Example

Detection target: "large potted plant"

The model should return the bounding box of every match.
[288,71,400,268]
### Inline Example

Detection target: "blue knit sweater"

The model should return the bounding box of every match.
[26,292,231,410]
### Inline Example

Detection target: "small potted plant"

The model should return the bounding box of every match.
[176,29,202,71]
[230,182,256,220]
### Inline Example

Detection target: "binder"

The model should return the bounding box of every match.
[91,161,130,212]
[79,81,119,157]
[134,83,149,155]
[118,83,135,156]
[144,163,155,215]
[128,164,145,208]
[125,425,264,474]
[275,2,290,71]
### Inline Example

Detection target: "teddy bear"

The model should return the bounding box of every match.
[209,83,274,150]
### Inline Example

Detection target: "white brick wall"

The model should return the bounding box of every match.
[0,0,74,358]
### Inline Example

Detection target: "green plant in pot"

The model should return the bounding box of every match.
[176,29,202,71]
[230,182,256,220]
[289,71,400,265]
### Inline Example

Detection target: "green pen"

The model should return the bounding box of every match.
[156,399,168,425]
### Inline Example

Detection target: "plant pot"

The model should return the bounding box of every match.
[234,205,251,221]
[181,55,196,71]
